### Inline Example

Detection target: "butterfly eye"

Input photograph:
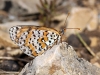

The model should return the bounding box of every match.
[60,29,64,35]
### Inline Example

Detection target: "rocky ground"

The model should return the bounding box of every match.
[0,0,100,75]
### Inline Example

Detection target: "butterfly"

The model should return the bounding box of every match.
[9,25,63,57]
[9,14,80,58]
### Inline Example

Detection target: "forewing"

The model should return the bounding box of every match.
[9,26,61,57]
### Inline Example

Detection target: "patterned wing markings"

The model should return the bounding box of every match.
[9,26,61,57]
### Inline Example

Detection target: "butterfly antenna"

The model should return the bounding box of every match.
[61,13,80,35]
[64,13,70,27]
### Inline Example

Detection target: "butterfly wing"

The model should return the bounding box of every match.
[9,26,61,57]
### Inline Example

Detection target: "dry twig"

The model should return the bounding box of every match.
[0,56,29,62]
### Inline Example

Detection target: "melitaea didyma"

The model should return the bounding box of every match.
[9,25,62,57]
[9,14,80,57]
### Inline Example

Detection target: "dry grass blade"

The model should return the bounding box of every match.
[0,70,19,74]
[44,0,48,5]
[40,0,45,8]
[76,33,98,58]
[50,0,57,12]
[37,0,63,26]
[36,4,44,14]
